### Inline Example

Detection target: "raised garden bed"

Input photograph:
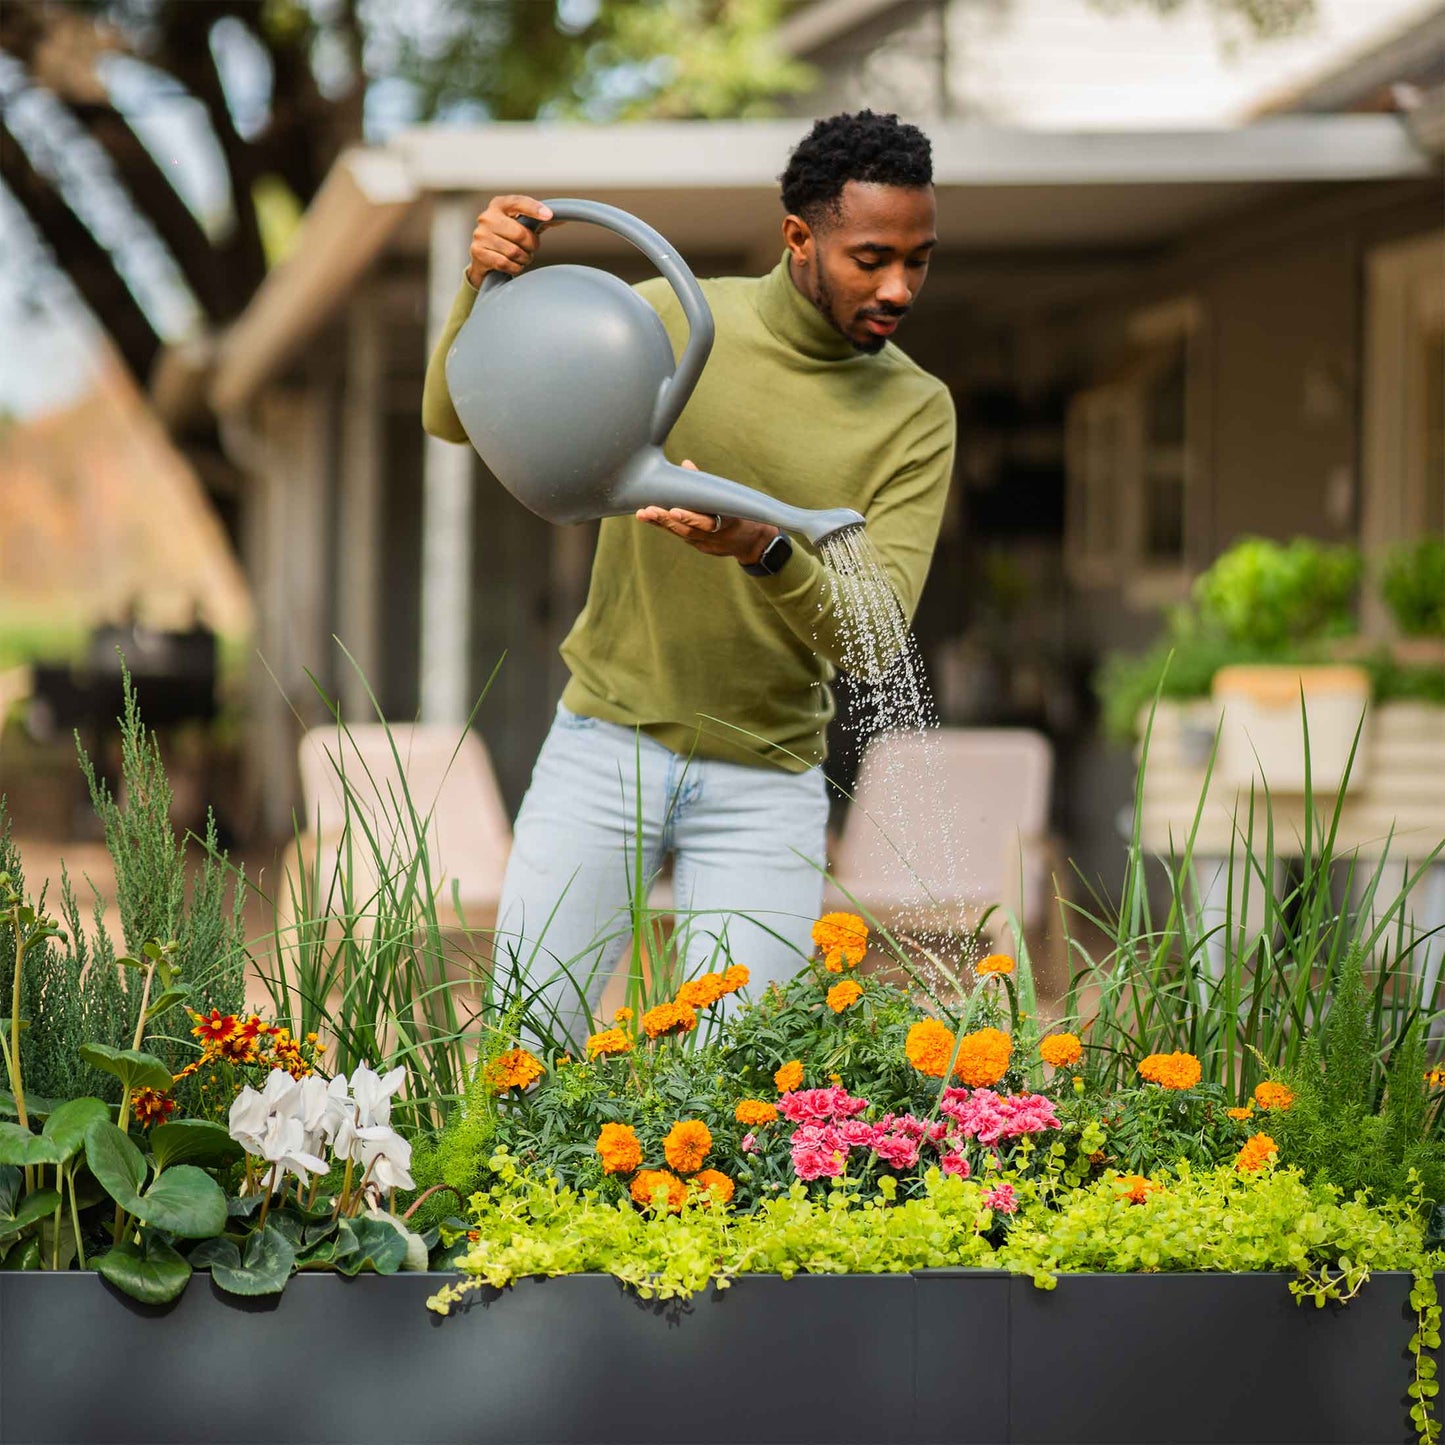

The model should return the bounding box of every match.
[3,1271,1435,1445]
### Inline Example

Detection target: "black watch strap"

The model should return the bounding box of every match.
[742,533,793,577]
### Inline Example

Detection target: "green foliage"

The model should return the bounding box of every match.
[1091,0,1315,41]
[1081,1080,1242,1176]
[78,669,247,1103]
[1383,538,1445,639]
[1194,537,1361,650]
[1268,951,1445,1205]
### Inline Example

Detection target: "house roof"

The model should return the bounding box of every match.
[202,114,1436,415]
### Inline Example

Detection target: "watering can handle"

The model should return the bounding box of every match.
[476,198,715,447]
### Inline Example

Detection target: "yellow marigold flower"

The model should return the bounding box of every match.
[828,1072,843,1086]
[905,1019,956,1079]
[721,965,750,994]
[676,973,727,1010]
[826,979,863,1013]
[663,1119,712,1174]
[1137,1051,1202,1091]
[613,1007,634,1025]
[596,1122,643,1174]
[485,1047,545,1092]
[1235,1133,1279,1173]
[953,1028,1012,1087]
[812,912,868,972]
[1039,1032,1083,1069]
[690,1169,735,1206]
[586,1027,634,1060]
[631,1169,688,1213]
[1115,1174,1162,1205]
[1253,1081,1294,1112]
[735,1099,778,1126]
[976,953,1016,977]
[1427,1067,1445,1089]
[642,1000,698,1039]
[774,1059,804,1093]
[1227,1105,1255,1121]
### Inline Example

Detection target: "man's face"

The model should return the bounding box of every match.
[785,182,937,355]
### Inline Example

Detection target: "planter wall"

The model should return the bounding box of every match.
[2,1271,1436,1445]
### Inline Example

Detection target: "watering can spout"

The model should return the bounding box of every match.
[623,452,865,548]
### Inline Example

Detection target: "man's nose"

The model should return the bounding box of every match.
[876,269,913,309]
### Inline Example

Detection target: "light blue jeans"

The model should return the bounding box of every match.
[494,702,829,1047]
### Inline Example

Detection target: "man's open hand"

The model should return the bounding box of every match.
[636,462,778,566]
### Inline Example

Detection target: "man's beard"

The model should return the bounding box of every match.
[813,266,887,355]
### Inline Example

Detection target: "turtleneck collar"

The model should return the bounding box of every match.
[755,250,861,363]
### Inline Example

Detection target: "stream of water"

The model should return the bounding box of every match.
[818,527,974,985]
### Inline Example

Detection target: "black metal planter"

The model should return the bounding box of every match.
[0,1271,1434,1445]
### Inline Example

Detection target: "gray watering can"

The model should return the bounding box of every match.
[444,198,865,546]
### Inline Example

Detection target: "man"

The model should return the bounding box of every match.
[422,110,955,1045]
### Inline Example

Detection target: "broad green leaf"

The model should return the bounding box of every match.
[0,1122,64,1168]
[114,955,144,970]
[77,1045,172,1096]
[144,987,190,1022]
[0,1164,18,1216]
[0,1090,62,1121]
[334,1215,407,1277]
[84,1121,147,1206]
[0,1187,61,1238]
[133,1166,227,1239]
[41,1099,111,1162]
[94,1236,191,1305]
[149,1119,241,1172]
[0,1235,40,1270]
[193,1224,294,1296]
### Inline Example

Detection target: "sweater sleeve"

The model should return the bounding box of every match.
[421,274,481,443]
[753,384,956,673]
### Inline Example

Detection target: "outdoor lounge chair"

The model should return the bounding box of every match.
[823,726,1058,960]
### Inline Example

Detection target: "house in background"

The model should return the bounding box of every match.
[168,1,1444,890]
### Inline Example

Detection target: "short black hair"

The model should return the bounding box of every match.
[779,110,933,229]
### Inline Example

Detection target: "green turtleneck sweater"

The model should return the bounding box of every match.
[422,252,956,772]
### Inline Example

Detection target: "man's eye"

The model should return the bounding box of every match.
[856,259,883,271]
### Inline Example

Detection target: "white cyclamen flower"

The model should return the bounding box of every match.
[229,1070,298,1156]
[349,1063,406,1129]
[295,1072,353,1158]
[355,1125,415,1193]
[256,1112,330,1186]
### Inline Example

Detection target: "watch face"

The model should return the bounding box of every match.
[764,535,792,572]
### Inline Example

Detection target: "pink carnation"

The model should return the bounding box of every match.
[941,1150,971,1178]
[789,1122,848,1181]
[777,1086,870,1124]
[939,1088,1061,1147]
[741,1132,758,1153]
[982,1183,1018,1214]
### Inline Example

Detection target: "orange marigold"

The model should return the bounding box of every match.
[953,1028,1012,1087]
[1137,1051,1202,1091]
[676,973,727,1010]
[905,1019,956,1079]
[734,1099,778,1126]
[662,1119,712,1174]
[774,1059,804,1093]
[1227,1105,1255,1121]
[812,912,869,972]
[1426,1067,1445,1090]
[486,1048,545,1092]
[631,1169,688,1212]
[1235,1133,1279,1173]
[1253,1081,1294,1112]
[586,1027,634,1060]
[642,1001,698,1040]
[826,980,863,1013]
[1039,1032,1083,1069]
[976,953,1016,978]
[1115,1174,1162,1205]
[691,1169,735,1206]
[613,1007,634,1025]
[596,1122,643,1174]
[721,965,750,994]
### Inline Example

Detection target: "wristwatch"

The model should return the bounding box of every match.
[742,533,793,577]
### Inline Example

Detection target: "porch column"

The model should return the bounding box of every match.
[337,293,384,720]
[419,195,476,724]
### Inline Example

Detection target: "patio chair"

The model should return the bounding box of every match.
[280,722,511,950]
[823,726,1057,959]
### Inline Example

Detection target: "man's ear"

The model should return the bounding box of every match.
[781,213,813,265]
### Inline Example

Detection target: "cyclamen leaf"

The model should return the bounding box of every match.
[334,1216,408,1277]
[193,1225,294,1296]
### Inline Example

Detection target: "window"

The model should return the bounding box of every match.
[1065,298,1203,600]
